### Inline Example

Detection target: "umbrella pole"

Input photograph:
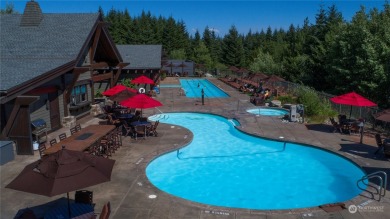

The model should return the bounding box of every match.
[67,192,71,218]
[349,105,353,119]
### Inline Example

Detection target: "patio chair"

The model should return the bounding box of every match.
[49,139,57,147]
[122,121,135,138]
[70,127,77,135]
[75,124,82,132]
[58,133,67,141]
[147,120,160,137]
[99,138,111,158]
[329,117,342,133]
[87,142,101,156]
[75,190,94,206]
[374,134,384,155]
[107,114,121,127]
[135,125,147,140]
[38,142,47,158]
[97,202,110,219]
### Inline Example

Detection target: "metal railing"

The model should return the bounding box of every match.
[357,171,387,201]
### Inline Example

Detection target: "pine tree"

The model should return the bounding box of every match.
[220,25,244,67]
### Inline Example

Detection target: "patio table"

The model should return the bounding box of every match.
[130,121,151,140]
[44,125,115,155]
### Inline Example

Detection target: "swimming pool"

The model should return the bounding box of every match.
[179,79,229,98]
[146,113,366,210]
[247,108,289,116]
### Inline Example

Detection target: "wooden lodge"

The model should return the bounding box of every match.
[0,1,129,155]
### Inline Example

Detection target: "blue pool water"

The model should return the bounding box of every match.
[247,108,289,116]
[146,113,366,210]
[179,79,229,98]
[159,84,182,88]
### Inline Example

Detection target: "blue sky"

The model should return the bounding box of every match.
[1,0,387,36]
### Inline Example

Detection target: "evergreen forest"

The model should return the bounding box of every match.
[101,3,390,108]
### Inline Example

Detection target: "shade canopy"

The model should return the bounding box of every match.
[375,109,390,123]
[330,92,377,107]
[120,94,162,109]
[102,84,136,97]
[131,75,154,84]
[228,66,239,72]
[109,89,136,103]
[6,149,115,197]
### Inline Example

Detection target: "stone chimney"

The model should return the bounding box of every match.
[20,0,43,27]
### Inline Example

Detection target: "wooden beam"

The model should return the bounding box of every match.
[0,96,39,140]
[73,67,90,74]
[91,72,112,82]
[90,62,108,69]
[90,23,102,63]
[118,62,130,68]
[113,64,124,85]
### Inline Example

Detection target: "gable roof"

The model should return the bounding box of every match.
[116,45,162,69]
[0,13,100,91]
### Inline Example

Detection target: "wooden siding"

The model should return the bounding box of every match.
[79,71,91,81]
[9,105,34,155]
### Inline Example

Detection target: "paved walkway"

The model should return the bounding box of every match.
[1,77,390,219]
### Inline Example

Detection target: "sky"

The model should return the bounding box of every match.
[1,0,387,36]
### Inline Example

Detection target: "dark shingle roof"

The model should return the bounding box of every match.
[116,45,162,69]
[0,13,99,91]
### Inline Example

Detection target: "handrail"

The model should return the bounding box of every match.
[154,107,164,114]
[357,171,387,201]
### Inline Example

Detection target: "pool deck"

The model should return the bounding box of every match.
[1,77,390,219]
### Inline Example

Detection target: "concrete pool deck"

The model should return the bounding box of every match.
[1,77,390,219]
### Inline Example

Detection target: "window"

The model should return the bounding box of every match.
[71,84,87,105]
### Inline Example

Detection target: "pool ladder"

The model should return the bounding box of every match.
[357,171,387,201]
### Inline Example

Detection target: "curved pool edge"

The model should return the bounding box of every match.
[144,112,368,213]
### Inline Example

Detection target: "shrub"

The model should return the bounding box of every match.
[276,95,297,105]
[294,86,337,118]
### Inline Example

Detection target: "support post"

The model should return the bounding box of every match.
[201,88,204,105]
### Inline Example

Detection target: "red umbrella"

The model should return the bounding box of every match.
[109,89,136,102]
[131,75,154,85]
[102,84,136,97]
[330,92,377,107]
[120,94,162,109]
[330,91,377,118]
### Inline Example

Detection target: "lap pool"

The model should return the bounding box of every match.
[179,79,229,98]
[146,113,366,210]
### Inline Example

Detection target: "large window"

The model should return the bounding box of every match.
[71,84,87,105]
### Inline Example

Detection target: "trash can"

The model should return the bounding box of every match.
[0,141,15,165]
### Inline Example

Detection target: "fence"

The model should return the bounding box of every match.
[276,80,380,124]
